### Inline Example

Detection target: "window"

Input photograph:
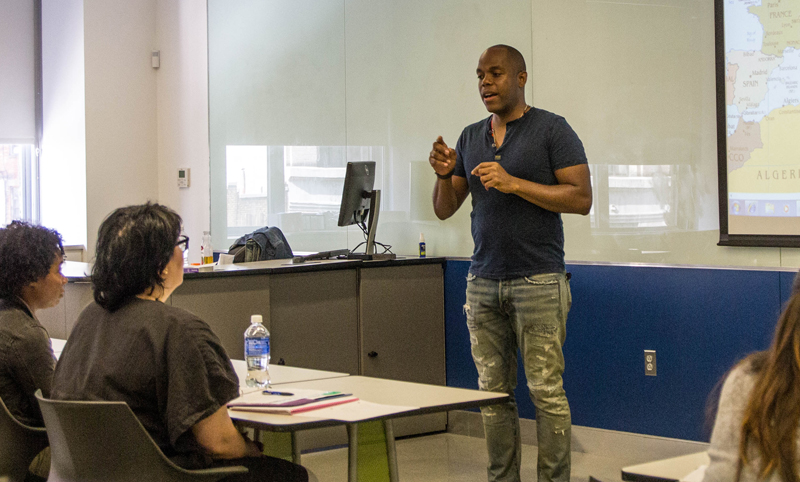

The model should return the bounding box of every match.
[0,0,40,226]
[590,165,678,231]
[0,144,33,225]
[225,145,383,241]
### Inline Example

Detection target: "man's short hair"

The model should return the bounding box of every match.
[487,44,527,74]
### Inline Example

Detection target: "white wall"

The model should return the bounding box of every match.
[205,1,800,268]
[155,0,211,264]
[83,0,159,259]
[40,0,209,259]
[41,0,87,248]
[36,0,800,268]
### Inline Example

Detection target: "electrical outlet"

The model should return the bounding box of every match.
[644,350,657,376]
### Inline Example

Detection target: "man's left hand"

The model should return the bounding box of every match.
[471,162,518,193]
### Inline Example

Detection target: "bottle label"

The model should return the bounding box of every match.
[245,337,270,356]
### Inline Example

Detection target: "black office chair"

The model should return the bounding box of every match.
[35,390,247,482]
[0,396,49,482]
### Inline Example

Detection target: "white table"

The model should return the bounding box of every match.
[51,338,66,359]
[622,451,710,482]
[228,376,508,482]
[230,359,348,393]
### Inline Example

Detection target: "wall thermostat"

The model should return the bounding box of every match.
[178,168,190,188]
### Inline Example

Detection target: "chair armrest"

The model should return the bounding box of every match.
[187,465,249,476]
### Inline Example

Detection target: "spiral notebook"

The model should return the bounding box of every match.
[227,388,358,415]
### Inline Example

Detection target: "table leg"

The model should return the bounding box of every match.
[291,432,301,465]
[347,424,359,482]
[353,421,392,481]
[258,431,296,462]
[383,420,399,482]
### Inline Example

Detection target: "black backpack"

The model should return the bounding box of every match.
[228,226,293,263]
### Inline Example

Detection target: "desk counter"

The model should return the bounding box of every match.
[54,256,443,281]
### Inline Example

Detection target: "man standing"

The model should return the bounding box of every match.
[429,45,591,482]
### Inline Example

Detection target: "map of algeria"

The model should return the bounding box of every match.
[726,0,800,195]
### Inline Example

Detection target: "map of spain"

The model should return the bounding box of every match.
[726,0,800,196]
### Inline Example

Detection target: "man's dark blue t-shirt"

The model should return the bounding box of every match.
[454,107,587,280]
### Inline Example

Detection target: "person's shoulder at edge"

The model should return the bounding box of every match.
[703,359,760,482]
[721,359,758,396]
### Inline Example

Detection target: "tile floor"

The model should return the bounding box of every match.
[302,432,635,481]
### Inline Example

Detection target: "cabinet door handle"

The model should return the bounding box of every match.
[367,351,378,358]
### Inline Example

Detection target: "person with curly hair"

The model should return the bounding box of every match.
[0,221,65,482]
[0,221,65,427]
[52,203,310,482]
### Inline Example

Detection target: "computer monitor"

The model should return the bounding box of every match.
[337,161,375,228]
[337,161,394,259]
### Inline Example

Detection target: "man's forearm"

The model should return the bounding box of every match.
[433,178,460,220]
[510,178,592,215]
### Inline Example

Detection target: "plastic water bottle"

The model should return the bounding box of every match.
[244,314,270,387]
[200,231,213,264]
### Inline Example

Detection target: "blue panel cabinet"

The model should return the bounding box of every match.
[444,260,783,442]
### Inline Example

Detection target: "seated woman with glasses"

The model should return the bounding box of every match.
[51,203,308,482]
[0,221,66,482]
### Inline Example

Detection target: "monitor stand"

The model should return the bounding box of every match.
[347,189,396,261]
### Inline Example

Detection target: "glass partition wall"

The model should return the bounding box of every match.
[209,1,790,266]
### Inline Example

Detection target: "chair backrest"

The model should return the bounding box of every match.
[35,391,246,482]
[0,396,48,482]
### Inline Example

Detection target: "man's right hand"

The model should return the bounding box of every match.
[429,136,457,177]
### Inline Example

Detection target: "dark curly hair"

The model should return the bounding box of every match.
[92,202,182,312]
[0,221,64,299]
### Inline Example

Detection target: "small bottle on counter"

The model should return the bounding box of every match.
[419,233,426,258]
[200,231,213,264]
[244,314,270,387]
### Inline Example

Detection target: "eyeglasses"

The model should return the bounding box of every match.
[176,235,190,252]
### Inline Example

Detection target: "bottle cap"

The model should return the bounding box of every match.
[419,233,425,242]
[251,314,263,324]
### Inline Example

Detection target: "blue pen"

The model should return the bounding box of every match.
[263,390,294,396]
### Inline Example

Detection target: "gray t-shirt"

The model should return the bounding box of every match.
[704,362,800,482]
[52,298,240,469]
[0,298,55,426]
[454,108,587,279]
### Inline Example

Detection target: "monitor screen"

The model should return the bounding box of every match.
[337,161,376,227]
[715,0,800,246]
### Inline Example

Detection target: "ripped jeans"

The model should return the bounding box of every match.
[465,272,572,482]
